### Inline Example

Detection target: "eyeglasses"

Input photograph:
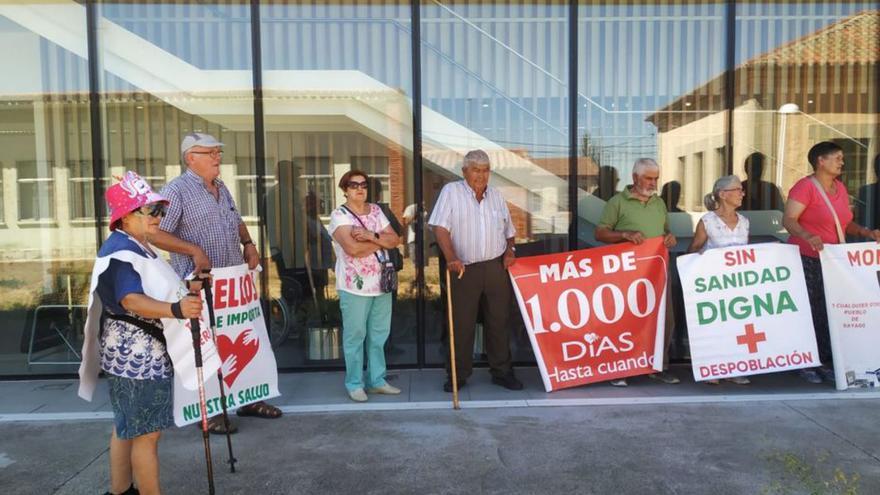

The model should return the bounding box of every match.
[722,187,744,193]
[134,203,167,218]
[346,181,369,190]
[189,150,223,158]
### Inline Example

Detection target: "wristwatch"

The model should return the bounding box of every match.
[242,239,254,247]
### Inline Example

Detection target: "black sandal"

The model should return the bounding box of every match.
[236,401,282,419]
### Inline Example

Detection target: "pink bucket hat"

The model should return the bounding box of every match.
[106,171,169,231]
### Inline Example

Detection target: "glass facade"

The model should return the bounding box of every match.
[0,1,876,376]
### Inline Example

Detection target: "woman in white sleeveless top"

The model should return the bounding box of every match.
[687,175,751,385]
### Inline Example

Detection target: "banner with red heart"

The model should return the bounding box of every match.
[216,329,259,388]
[173,264,280,426]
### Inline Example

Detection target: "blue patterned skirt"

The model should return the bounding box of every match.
[107,374,174,440]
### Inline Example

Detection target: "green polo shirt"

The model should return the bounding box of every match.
[597,186,669,238]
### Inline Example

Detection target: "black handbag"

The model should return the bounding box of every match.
[387,246,404,271]
[341,205,398,293]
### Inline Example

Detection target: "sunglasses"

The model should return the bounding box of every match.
[346,181,369,190]
[134,203,167,218]
[189,150,223,158]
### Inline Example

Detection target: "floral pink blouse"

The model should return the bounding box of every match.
[328,203,390,296]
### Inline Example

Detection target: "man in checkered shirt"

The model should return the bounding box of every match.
[151,132,282,433]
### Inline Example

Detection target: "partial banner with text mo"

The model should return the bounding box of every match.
[509,237,667,392]
[820,242,880,390]
[677,244,819,382]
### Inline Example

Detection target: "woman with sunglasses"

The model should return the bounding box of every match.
[328,170,402,402]
[687,175,752,385]
[79,171,202,495]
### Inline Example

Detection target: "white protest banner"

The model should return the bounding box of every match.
[174,264,280,426]
[820,243,880,390]
[677,243,819,381]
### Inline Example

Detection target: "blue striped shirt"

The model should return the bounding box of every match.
[428,180,516,265]
[159,170,244,277]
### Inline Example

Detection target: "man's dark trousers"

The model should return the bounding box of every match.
[446,255,513,380]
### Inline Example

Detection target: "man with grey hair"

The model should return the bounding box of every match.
[150,132,282,433]
[595,157,679,386]
[429,149,522,392]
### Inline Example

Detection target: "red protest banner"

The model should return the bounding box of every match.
[509,237,668,391]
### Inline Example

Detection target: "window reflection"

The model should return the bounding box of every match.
[732,3,878,237]
[261,2,416,366]
[856,155,880,230]
[421,1,570,365]
[0,0,876,376]
[0,5,95,373]
[578,0,728,248]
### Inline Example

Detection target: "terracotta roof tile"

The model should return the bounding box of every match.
[647,10,878,126]
[745,10,879,66]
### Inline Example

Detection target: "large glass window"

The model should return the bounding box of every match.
[577,0,729,242]
[421,0,570,365]
[733,2,879,239]
[260,1,416,367]
[96,0,256,233]
[0,1,876,377]
[0,4,96,374]
[577,1,730,361]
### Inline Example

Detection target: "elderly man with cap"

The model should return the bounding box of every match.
[594,157,679,387]
[150,132,282,434]
[429,149,523,392]
[78,171,203,495]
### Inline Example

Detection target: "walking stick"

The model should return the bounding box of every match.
[187,281,216,495]
[200,270,237,473]
[445,269,460,410]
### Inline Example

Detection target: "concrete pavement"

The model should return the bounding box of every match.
[1,368,879,494]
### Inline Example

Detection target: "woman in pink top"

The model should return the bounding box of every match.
[783,141,880,384]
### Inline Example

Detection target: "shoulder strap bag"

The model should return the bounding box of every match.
[102,312,167,346]
[809,176,846,243]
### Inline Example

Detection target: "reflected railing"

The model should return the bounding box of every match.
[5,1,872,243]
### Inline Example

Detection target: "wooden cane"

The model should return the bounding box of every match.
[445,269,460,410]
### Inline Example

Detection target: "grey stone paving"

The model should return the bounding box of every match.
[0,368,879,494]
[1,400,879,494]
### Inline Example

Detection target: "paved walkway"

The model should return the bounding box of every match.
[1,366,878,420]
[2,368,880,494]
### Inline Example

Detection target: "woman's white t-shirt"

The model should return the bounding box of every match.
[700,211,750,252]
[328,203,390,296]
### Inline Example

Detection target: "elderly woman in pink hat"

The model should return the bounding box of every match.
[78,172,202,495]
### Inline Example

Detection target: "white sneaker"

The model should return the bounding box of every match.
[367,384,401,395]
[609,379,628,387]
[348,388,368,402]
